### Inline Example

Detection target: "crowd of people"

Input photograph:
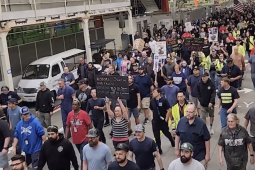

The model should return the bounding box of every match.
[1,2,255,170]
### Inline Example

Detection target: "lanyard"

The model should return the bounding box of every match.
[156,99,161,116]
[178,103,184,118]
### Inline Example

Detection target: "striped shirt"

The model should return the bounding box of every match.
[112,117,128,140]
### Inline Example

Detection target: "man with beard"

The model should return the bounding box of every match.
[11,155,34,170]
[174,104,210,169]
[37,125,79,170]
[162,57,175,78]
[108,143,140,170]
[168,143,205,170]
[83,128,112,170]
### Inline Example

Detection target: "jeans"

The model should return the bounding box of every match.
[61,108,71,138]
[209,70,217,89]
[92,118,106,143]
[75,141,88,170]
[220,108,237,128]
[26,151,40,169]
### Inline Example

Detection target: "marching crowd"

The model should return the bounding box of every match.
[1,2,255,170]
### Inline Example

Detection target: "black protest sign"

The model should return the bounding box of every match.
[96,76,129,100]
[167,38,179,51]
[183,38,204,51]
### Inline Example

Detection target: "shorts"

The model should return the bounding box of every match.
[0,152,9,168]
[128,108,140,118]
[189,96,201,108]
[200,106,214,119]
[141,97,150,109]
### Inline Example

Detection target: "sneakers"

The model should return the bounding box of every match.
[210,127,214,135]
[143,118,149,125]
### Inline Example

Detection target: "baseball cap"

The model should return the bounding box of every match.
[86,128,100,138]
[8,98,17,104]
[180,142,193,152]
[138,65,145,70]
[47,125,59,133]
[235,37,242,41]
[226,58,233,63]
[116,143,129,152]
[135,124,145,132]
[20,106,29,115]
[166,76,173,81]
[202,72,209,77]
[40,81,46,86]
[133,47,138,51]
[193,66,199,70]
[132,63,139,67]
[77,79,88,85]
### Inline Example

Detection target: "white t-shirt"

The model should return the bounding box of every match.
[168,158,205,170]
[149,40,156,53]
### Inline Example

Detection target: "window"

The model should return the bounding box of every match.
[60,61,65,70]
[51,64,61,77]
[22,65,50,79]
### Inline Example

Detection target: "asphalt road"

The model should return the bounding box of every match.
[3,69,255,170]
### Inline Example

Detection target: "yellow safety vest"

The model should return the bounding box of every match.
[171,102,187,129]
[215,60,225,72]
[232,30,240,39]
[205,55,219,70]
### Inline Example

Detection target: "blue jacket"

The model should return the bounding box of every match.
[181,66,191,79]
[14,114,45,154]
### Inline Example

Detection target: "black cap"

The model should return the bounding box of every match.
[193,66,199,70]
[226,58,233,63]
[166,76,173,81]
[138,65,145,70]
[86,128,100,138]
[202,72,209,77]
[132,63,139,67]
[116,143,129,152]
[8,98,17,104]
[47,125,58,133]
[78,79,89,85]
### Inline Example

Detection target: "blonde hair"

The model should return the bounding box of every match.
[227,113,240,124]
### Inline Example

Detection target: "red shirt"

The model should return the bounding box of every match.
[66,110,91,144]
[228,36,235,42]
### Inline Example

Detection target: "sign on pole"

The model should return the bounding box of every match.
[155,41,167,60]
[208,27,218,42]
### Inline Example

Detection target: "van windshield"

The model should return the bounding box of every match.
[22,64,50,79]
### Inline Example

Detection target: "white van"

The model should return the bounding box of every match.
[16,49,101,102]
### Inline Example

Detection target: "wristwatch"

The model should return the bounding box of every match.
[250,154,254,157]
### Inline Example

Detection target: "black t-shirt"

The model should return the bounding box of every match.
[127,83,140,108]
[0,120,10,151]
[129,137,157,170]
[0,91,21,105]
[86,98,105,120]
[76,87,91,111]
[108,160,140,170]
[221,64,242,88]
[218,86,239,110]
[149,97,170,121]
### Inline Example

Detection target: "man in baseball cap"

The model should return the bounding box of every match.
[108,143,140,170]
[168,142,205,169]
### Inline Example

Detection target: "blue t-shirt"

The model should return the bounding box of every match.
[61,73,75,85]
[134,75,152,99]
[57,85,75,111]
[221,64,242,88]
[161,85,180,108]
[129,137,157,170]
[187,75,201,97]
[83,142,112,170]
[116,58,123,71]
[7,106,21,130]
[172,72,187,90]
